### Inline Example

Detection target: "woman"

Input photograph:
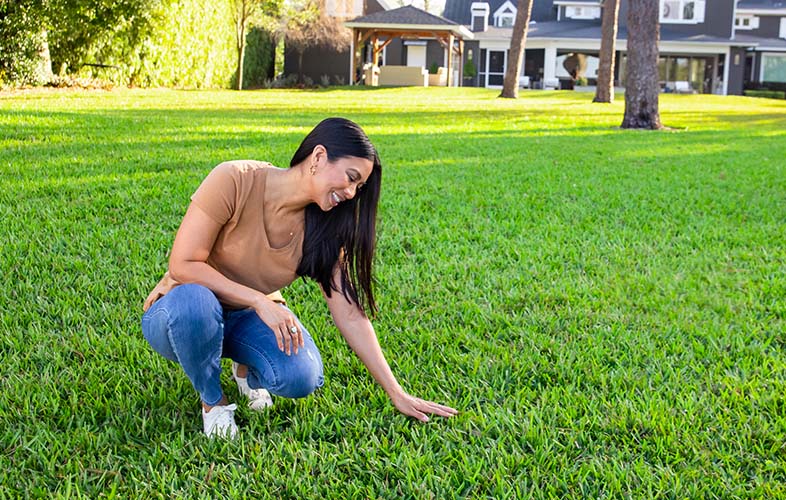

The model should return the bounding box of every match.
[142,118,457,438]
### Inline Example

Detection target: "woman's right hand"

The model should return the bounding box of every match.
[253,295,304,356]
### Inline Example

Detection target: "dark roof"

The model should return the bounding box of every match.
[473,20,747,45]
[732,34,786,49]
[736,0,786,8]
[443,0,557,25]
[349,5,459,25]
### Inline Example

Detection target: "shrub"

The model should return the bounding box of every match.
[0,3,46,86]
[463,59,477,78]
[429,62,439,75]
[744,89,785,100]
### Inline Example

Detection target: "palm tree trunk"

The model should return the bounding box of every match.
[593,0,619,103]
[621,0,662,129]
[500,0,533,99]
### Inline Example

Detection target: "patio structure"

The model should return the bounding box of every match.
[344,6,474,87]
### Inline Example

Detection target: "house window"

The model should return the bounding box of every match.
[735,15,759,30]
[762,53,786,82]
[660,0,705,24]
[781,18,786,39]
[565,6,601,19]
[493,1,517,28]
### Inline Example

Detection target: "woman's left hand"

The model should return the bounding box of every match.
[391,392,458,422]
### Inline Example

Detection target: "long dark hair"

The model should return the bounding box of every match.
[292,118,382,315]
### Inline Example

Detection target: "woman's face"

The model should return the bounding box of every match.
[313,152,374,211]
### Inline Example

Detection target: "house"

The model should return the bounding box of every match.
[733,0,786,89]
[285,0,786,94]
[442,0,786,94]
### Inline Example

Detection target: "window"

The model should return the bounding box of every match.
[781,18,786,39]
[565,6,601,19]
[735,15,759,30]
[660,0,705,23]
[762,53,786,82]
[493,1,517,28]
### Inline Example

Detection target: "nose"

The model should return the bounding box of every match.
[344,184,357,199]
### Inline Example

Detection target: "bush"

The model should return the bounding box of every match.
[744,89,785,100]
[463,59,477,78]
[235,27,275,90]
[0,3,46,86]
[429,62,439,75]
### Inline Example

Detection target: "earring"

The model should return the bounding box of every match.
[310,163,317,175]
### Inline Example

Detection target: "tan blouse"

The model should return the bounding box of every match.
[143,160,304,310]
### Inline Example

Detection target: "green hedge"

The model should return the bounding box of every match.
[0,2,46,86]
[1,0,274,89]
[743,89,786,100]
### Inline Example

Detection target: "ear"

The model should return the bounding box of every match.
[312,144,327,165]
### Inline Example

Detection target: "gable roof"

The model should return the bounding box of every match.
[349,5,459,25]
[444,0,557,25]
[345,5,474,38]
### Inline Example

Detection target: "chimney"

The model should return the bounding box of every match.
[471,2,490,32]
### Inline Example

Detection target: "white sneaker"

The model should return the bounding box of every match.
[202,403,238,439]
[232,362,274,411]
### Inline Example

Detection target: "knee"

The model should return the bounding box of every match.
[166,284,223,342]
[273,350,324,399]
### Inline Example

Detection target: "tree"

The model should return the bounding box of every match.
[621,0,662,129]
[593,0,619,103]
[284,0,350,82]
[500,0,533,98]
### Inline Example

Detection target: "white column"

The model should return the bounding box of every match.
[543,45,557,83]
[722,47,730,96]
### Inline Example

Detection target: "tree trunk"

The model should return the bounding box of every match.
[500,0,533,99]
[235,13,247,91]
[36,30,54,83]
[593,0,619,103]
[621,0,662,129]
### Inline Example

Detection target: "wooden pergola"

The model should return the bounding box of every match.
[344,6,474,87]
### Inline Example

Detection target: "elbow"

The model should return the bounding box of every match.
[168,258,191,284]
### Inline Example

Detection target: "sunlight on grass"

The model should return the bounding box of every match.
[1,88,785,498]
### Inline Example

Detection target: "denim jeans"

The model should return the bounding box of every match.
[141,283,324,406]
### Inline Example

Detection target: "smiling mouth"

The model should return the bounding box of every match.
[330,191,342,206]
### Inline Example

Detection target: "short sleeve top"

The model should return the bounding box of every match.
[144,160,304,309]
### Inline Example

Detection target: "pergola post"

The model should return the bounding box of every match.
[458,39,464,87]
[372,34,380,67]
[446,33,454,87]
[349,28,355,85]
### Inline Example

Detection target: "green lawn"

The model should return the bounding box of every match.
[1,87,785,498]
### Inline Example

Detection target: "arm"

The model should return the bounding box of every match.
[168,203,304,355]
[323,266,457,422]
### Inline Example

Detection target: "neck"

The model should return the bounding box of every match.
[266,163,311,215]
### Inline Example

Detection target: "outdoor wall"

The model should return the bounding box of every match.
[284,44,350,84]
[426,40,445,69]
[384,39,404,66]
[728,46,747,95]
[753,15,786,39]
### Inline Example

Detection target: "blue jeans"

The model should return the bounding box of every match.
[141,284,324,406]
